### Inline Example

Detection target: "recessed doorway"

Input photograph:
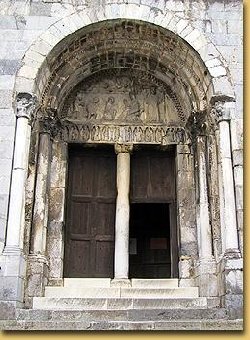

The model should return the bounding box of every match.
[129,146,178,278]
[129,203,171,278]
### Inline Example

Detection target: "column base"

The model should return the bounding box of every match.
[111,278,131,287]
[195,258,218,297]
[0,250,26,305]
[178,255,196,287]
[25,254,49,307]
[219,256,243,319]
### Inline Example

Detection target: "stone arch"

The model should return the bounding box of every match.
[14,3,235,107]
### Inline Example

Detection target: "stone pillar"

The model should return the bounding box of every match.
[196,134,217,297]
[0,93,37,308]
[211,99,243,318]
[112,144,132,285]
[176,144,198,288]
[212,101,240,258]
[26,119,52,305]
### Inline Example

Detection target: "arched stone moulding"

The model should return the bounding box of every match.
[14,2,235,110]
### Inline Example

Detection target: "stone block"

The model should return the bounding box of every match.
[47,221,63,239]
[198,272,218,297]
[208,32,242,46]
[25,16,56,30]
[0,75,15,90]
[227,19,243,35]
[232,150,243,167]
[0,275,24,303]
[225,269,243,295]
[14,76,35,94]
[0,301,16,320]
[0,90,13,108]
[0,194,9,220]
[0,16,17,29]
[235,186,243,210]
[49,188,65,222]
[49,257,63,279]
[47,236,63,260]
[0,59,21,76]
[230,119,243,150]
[30,2,52,16]
[223,294,243,319]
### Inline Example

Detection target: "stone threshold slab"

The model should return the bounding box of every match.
[0,319,243,331]
[33,297,208,310]
[44,286,199,298]
[63,278,179,288]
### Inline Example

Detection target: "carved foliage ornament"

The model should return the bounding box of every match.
[57,122,187,145]
[16,93,37,122]
[210,101,232,123]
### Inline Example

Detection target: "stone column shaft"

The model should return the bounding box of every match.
[197,136,213,261]
[4,94,36,254]
[30,132,51,255]
[219,120,239,254]
[114,144,132,279]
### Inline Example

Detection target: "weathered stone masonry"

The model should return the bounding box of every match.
[0,0,243,330]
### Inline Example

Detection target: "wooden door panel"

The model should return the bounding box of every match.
[70,201,90,235]
[69,240,91,276]
[95,241,114,277]
[71,155,95,196]
[65,146,116,278]
[131,150,175,202]
[96,156,117,197]
[149,156,175,200]
[94,203,116,236]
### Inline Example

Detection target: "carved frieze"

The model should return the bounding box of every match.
[55,122,187,145]
[61,72,183,125]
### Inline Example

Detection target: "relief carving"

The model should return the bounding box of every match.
[62,73,181,126]
[56,122,187,145]
[16,92,37,123]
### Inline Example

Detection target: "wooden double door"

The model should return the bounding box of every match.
[64,145,177,278]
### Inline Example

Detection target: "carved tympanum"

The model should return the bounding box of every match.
[62,72,181,125]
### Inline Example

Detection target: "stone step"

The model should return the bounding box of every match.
[33,297,207,310]
[62,278,179,288]
[131,279,178,288]
[1,319,243,331]
[44,286,199,298]
[17,307,227,322]
[63,278,111,288]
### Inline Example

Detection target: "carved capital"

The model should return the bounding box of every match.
[39,108,61,137]
[114,143,133,154]
[211,101,231,123]
[16,92,37,122]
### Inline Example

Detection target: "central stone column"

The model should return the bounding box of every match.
[113,144,132,282]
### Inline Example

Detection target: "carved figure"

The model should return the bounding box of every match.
[103,97,117,120]
[71,92,88,120]
[123,95,141,121]
[86,97,100,119]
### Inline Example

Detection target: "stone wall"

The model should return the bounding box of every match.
[0,0,243,258]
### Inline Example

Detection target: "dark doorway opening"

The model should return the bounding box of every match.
[129,203,171,278]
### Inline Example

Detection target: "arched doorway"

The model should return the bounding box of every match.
[5,19,238,304]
